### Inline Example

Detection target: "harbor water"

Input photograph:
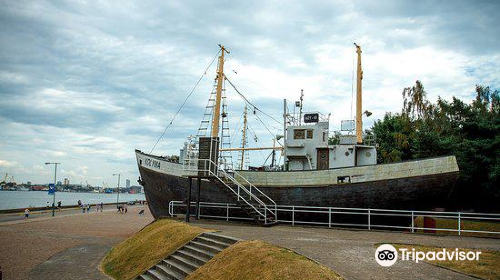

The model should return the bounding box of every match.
[0,190,146,210]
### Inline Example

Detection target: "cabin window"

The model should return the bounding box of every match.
[294,129,305,139]
[323,132,326,142]
[306,130,313,139]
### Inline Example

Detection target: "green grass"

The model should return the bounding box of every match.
[413,216,500,238]
[393,244,500,280]
[186,240,344,280]
[101,219,210,280]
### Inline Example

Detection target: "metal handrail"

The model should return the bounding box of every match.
[229,169,277,216]
[169,201,500,236]
[182,158,276,221]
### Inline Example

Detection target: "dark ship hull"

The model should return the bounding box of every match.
[136,150,460,220]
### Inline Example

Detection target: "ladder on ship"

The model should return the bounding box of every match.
[186,159,277,226]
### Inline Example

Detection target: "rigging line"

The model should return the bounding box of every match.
[230,110,244,144]
[253,112,283,147]
[149,49,221,154]
[224,75,283,126]
[247,122,267,161]
[263,150,273,166]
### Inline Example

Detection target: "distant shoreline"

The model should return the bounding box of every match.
[0,191,146,211]
[0,201,146,214]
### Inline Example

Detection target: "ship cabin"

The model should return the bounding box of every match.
[285,113,376,171]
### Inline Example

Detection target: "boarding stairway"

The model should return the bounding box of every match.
[184,159,278,226]
[137,232,239,280]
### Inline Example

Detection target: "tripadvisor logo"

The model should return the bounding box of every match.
[375,244,482,267]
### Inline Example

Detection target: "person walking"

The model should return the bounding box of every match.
[24,208,30,219]
[100,202,104,212]
[57,200,62,211]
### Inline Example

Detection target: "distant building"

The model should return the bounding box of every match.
[129,185,142,194]
[63,178,69,186]
[126,179,130,189]
[56,181,62,186]
[27,181,32,186]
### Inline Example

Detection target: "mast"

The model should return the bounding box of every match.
[283,99,287,165]
[354,43,363,144]
[240,105,248,169]
[299,89,304,126]
[211,45,229,138]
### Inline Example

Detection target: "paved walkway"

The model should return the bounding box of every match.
[189,219,500,280]
[0,205,153,280]
[1,209,499,280]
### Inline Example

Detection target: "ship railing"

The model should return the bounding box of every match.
[168,201,500,237]
[181,158,277,223]
[218,168,277,221]
[224,167,277,219]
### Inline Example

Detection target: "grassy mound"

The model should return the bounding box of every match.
[393,244,500,280]
[186,240,343,280]
[101,219,209,280]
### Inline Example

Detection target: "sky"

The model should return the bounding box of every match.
[0,0,499,186]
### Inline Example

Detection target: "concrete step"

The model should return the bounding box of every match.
[183,245,215,259]
[195,236,231,249]
[137,232,241,280]
[175,250,208,266]
[189,241,222,255]
[138,273,155,280]
[170,254,199,271]
[146,269,167,280]
[202,232,239,245]
[262,220,279,227]
[155,263,183,280]
[163,259,193,276]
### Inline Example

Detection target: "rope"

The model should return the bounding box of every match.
[149,49,221,154]
[224,75,283,126]
[253,112,283,147]
[247,122,267,161]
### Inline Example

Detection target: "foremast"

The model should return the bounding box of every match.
[211,45,229,138]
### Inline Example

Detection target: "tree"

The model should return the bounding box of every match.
[373,81,500,211]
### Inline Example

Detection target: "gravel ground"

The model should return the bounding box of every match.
[0,206,153,280]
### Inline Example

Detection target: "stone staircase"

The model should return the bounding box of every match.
[136,232,239,280]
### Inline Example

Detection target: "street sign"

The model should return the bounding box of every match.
[48,184,56,195]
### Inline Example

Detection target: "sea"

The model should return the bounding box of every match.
[0,190,146,210]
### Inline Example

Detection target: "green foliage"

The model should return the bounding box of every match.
[373,82,500,210]
[328,131,341,145]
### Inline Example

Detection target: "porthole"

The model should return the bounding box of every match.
[345,151,349,156]
[366,152,371,157]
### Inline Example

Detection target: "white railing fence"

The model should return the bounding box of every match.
[169,201,500,236]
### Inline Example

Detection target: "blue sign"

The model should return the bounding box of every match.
[48,184,56,195]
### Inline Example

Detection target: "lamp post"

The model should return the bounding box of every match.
[45,162,61,217]
[113,173,121,209]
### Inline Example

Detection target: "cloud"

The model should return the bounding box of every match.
[0,0,498,185]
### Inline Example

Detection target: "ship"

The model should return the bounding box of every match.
[135,44,459,225]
